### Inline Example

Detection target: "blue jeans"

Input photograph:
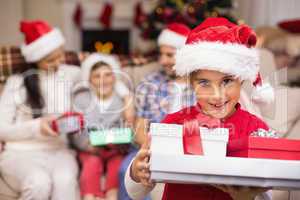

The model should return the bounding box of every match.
[118,146,151,200]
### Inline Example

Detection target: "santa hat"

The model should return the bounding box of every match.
[80,53,130,97]
[81,53,121,86]
[174,17,274,104]
[20,20,65,62]
[158,23,191,49]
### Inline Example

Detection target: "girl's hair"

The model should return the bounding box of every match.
[22,63,45,118]
[189,70,198,83]
[91,61,111,72]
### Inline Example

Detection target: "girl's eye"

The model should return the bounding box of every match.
[222,78,234,86]
[198,80,209,87]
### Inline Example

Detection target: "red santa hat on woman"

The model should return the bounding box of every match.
[20,20,65,62]
[174,17,274,104]
[158,23,191,49]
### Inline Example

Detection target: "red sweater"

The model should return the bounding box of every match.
[160,103,268,200]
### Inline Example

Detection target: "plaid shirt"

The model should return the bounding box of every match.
[136,70,195,123]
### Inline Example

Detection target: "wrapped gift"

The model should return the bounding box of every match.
[51,112,84,134]
[150,154,300,189]
[89,128,133,146]
[150,123,229,157]
[149,123,300,189]
[227,136,300,160]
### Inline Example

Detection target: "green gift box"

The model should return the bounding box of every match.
[89,128,133,146]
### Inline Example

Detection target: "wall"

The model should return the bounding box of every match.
[0,0,23,45]
[23,0,63,29]
[0,0,63,46]
[235,0,300,28]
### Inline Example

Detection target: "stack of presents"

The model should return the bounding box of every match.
[150,123,300,190]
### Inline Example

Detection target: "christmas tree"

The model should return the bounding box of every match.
[136,0,237,40]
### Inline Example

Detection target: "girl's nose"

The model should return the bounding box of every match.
[211,85,224,101]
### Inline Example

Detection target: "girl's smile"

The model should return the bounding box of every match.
[191,69,242,119]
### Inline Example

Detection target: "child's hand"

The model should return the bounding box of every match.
[212,185,269,200]
[86,145,100,154]
[130,136,154,187]
[40,116,58,137]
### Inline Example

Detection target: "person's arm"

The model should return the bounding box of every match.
[134,79,153,146]
[125,136,155,199]
[0,76,57,141]
[134,117,149,146]
[114,80,136,127]
[125,161,155,200]
[123,93,136,127]
[0,76,41,141]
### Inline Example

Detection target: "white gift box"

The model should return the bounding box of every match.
[150,123,229,157]
[149,123,300,189]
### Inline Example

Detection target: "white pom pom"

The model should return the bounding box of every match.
[251,82,274,104]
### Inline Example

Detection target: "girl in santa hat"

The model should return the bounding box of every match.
[125,17,274,200]
[71,53,134,200]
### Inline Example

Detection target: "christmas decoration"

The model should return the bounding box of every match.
[73,2,82,28]
[99,0,113,29]
[94,41,114,54]
[20,20,65,63]
[134,1,147,27]
[135,0,237,40]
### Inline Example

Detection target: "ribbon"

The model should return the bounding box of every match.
[183,112,221,155]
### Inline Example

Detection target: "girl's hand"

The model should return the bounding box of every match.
[86,145,100,154]
[130,136,154,187]
[40,116,58,137]
[212,185,269,200]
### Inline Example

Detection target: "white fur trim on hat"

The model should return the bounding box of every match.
[158,29,187,49]
[80,53,129,97]
[21,28,65,62]
[174,41,260,82]
[81,53,121,85]
[252,82,274,104]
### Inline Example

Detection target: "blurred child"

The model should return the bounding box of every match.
[71,53,135,200]
[125,18,274,200]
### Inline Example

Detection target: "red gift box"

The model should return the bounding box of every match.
[227,137,300,160]
[51,112,84,134]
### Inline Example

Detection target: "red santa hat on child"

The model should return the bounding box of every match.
[174,17,274,104]
[158,23,191,49]
[20,20,65,62]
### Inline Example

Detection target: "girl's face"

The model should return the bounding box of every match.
[37,46,64,71]
[89,65,115,98]
[191,69,242,119]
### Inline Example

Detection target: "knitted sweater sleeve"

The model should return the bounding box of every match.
[125,160,155,200]
[0,76,41,141]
